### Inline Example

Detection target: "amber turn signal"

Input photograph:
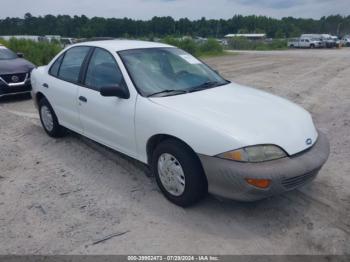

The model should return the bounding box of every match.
[221,150,243,161]
[245,178,271,189]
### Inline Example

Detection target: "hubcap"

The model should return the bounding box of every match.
[157,153,185,196]
[41,105,54,132]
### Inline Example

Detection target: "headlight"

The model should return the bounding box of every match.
[217,145,287,163]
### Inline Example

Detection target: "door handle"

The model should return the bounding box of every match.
[79,96,87,103]
[42,83,49,88]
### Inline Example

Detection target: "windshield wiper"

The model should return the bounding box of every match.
[147,89,188,97]
[189,81,221,93]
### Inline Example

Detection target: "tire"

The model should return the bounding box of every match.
[151,139,207,207]
[38,97,66,137]
[310,44,315,49]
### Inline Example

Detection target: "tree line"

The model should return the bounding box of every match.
[0,13,349,39]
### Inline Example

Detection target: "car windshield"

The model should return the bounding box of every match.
[0,47,18,60]
[118,47,229,97]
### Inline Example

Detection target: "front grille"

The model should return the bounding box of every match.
[281,169,319,190]
[0,82,31,95]
[0,73,27,84]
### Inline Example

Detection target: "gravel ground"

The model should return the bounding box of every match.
[0,49,349,255]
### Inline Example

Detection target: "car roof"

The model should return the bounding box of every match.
[73,40,174,52]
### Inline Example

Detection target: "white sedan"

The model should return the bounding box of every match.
[31,40,330,206]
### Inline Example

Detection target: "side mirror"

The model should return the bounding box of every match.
[17,52,24,58]
[100,85,130,99]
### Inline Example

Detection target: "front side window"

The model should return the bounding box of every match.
[0,47,17,60]
[119,48,228,97]
[85,48,124,90]
[58,46,90,83]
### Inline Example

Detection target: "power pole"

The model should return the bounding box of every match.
[337,23,342,36]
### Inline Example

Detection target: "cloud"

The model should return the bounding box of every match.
[0,0,349,20]
[237,0,304,9]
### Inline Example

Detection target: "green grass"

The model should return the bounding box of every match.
[227,37,288,51]
[162,37,225,57]
[0,37,235,66]
[0,38,62,66]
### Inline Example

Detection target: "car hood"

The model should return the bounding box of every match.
[149,83,318,156]
[0,58,35,75]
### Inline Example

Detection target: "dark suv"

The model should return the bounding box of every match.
[0,45,35,98]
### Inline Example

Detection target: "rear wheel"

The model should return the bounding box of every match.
[151,139,207,207]
[39,97,66,137]
[310,44,315,49]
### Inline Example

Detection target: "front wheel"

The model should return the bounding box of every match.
[151,139,207,207]
[39,97,66,137]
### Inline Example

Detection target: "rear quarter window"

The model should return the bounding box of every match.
[49,54,64,77]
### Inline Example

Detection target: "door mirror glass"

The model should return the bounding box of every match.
[100,85,130,99]
[17,52,24,58]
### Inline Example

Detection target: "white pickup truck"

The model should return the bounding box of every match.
[342,36,350,47]
[288,38,322,48]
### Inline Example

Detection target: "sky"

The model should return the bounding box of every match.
[0,0,349,20]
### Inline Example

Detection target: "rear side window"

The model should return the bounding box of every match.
[49,54,64,77]
[85,48,124,90]
[58,46,90,83]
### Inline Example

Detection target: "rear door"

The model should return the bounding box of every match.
[77,47,137,157]
[46,46,91,132]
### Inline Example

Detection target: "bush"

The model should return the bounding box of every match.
[227,37,287,50]
[162,36,223,57]
[0,37,225,66]
[0,38,62,66]
[199,38,223,55]
[163,36,199,56]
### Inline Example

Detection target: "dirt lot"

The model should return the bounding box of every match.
[0,49,349,255]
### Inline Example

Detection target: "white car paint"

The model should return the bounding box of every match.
[141,83,317,157]
[31,40,318,165]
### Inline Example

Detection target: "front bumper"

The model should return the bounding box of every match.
[198,131,330,201]
[0,81,32,97]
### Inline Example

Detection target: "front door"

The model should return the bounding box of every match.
[78,47,137,157]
